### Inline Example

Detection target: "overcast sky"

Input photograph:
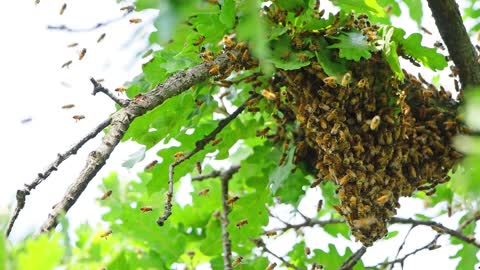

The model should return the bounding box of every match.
[0,0,477,269]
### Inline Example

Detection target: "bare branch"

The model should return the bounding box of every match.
[338,246,367,270]
[157,94,258,226]
[458,210,480,231]
[90,78,130,107]
[47,9,134,32]
[6,118,111,237]
[426,0,480,89]
[390,225,415,270]
[38,50,240,234]
[220,168,238,270]
[191,165,241,182]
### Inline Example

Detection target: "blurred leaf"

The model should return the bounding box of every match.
[122,147,146,169]
[220,0,236,29]
[402,0,423,27]
[17,234,64,270]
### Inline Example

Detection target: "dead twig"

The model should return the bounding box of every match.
[338,246,367,270]
[90,78,130,107]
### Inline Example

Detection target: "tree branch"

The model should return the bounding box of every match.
[90,78,130,107]
[338,246,367,270]
[157,94,257,226]
[5,118,111,237]
[191,165,241,182]
[220,168,237,270]
[37,50,240,234]
[426,0,480,89]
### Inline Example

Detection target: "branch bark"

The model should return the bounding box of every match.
[37,51,236,234]
[220,168,238,270]
[426,0,480,89]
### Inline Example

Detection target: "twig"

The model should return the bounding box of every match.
[38,50,240,234]
[157,94,258,226]
[390,217,480,248]
[47,9,134,32]
[458,210,480,231]
[191,165,241,182]
[264,217,344,234]
[220,168,238,270]
[5,118,111,237]
[90,78,130,107]
[389,225,415,270]
[338,246,367,270]
[367,234,441,269]
[252,238,304,270]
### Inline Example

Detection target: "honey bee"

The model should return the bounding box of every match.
[67,42,78,48]
[209,64,220,75]
[115,86,127,94]
[101,190,113,200]
[73,115,85,121]
[97,33,106,43]
[421,26,432,35]
[232,256,243,267]
[310,178,323,188]
[198,188,210,196]
[223,35,236,49]
[261,89,277,101]
[265,231,277,237]
[174,151,185,160]
[61,60,72,68]
[193,35,205,46]
[304,247,311,256]
[341,72,352,87]
[129,18,142,24]
[266,262,277,270]
[100,229,113,239]
[357,78,369,88]
[376,192,391,205]
[200,49,214,62]
[248,107,260,113]
[79,48,87,60]
[425,189,436,196]
[431,225,444,233]
[352,217,377,229]
[145,160,158,170]
[369,115,381,130]
[120,5,135,12]
[195,161,202,174]
[241,49,250,62]
[227,196,239,206]
[256,127,270,137]
[62,104,75,109]
[236,219,248,229]
[59,3,67,15]
[226,51,237,61]
[140,206,153,213]
[96,78,105,83]
[187,250,195,258]
[212,138,223,146]
[35,0,40,5]
[323,76,337,87]
[195,99,204,106]
[333,205,344,215]
[384,4,393,14]
[296,53,309,62]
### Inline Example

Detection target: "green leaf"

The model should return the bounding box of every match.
[378,26,404,80]
[328,30,374,61]
[414,213,431,221]
[451,215,478,269]
[0,228,6,270]
[403,0,423,27]
[220,0,236,29]
[330,0,388,24]
[384,230,399,239]
[310,244,365,270]
[269,148,296,193]
[323,222,351,239]
[17,234,65,270]
[315,38,348,79]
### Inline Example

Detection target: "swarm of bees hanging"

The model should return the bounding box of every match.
[260,9,466,246]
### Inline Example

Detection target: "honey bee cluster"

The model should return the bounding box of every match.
[262,11,465,246]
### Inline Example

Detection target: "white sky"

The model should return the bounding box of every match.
[0,0,478,269]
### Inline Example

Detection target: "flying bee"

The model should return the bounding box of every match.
[193,35,205,46]
[232,256,243,267]
[223,35,235,49]
[73,115,85,121]
[261,89,277,101]
[304,247,311,256]
[100,229,112,239]
[67,42,78,48]
[140,206,153,213]
[61,60,72,68]
[145,160,158,170]
[198,188,210,196]
[195,161,202,174]
[265,231,277,237]
[187,250,195,259]
[317,199,323,212]
[79,48,87,60]
[209,64,220,75]
[227,196,239,206]
[174,152,185,160]
[369,115,381,130]
[97,33,106,43]
[101,190,112,200]
[129,18,142,24]
[236,219,248,229]
[266,262,277,270]
[120,5,135,12]
[115,86,127,94]
[62,104,75,109]
[421,26,432,35]
[59,3,67,15]
[256,127,270,137]
[384,4,393,14]
[323,76,337,87]
[35,0,40,5]
[341,72,352,86]
[212,138,223,146]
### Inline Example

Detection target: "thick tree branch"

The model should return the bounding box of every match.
[157,94,257,226]
[426,0,480,89]
[90,78,130,107]
[38,51,238,234]
[5,118,111,237]
[338,246,367,270]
